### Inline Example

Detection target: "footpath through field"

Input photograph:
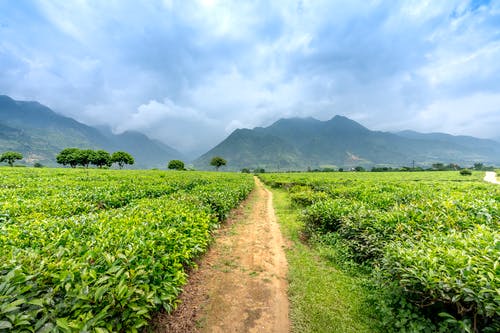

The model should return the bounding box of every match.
[154,177,290,333]
[484,171,500,184]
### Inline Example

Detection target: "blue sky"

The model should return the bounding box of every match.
[1,0,499,154]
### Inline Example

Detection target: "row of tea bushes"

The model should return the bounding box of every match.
[260,171,499,332]
[0,168,254,332]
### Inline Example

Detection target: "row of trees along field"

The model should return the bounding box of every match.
[0,150,227,170]
[56,148,134,169]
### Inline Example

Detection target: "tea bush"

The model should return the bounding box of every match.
[0,168,254,332]
[260,171,500,332]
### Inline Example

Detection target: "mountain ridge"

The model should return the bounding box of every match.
[2,95,499,170]
[194,116,500,171]
[0,95,183,168]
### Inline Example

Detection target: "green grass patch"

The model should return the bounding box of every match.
[271,189,381,333]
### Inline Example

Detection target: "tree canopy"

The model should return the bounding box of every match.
[210,156,227,171]
[0,151,23,166]
[91,150,112,168]
[56,148,131,168]
[168,160,185,171]
[56,148,80,168]
[111,151,134,169]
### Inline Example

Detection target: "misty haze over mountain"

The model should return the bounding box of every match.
[1,1,499,155]
[1,95,498,170]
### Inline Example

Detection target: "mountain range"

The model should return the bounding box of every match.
[0,95,183,168]
[1,95,499,170]
[194,116,500,171]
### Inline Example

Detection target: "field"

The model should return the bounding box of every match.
[0,168,254,332]
[1,168,498,332]
[261,171,499,332]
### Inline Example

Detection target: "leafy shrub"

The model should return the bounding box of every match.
[290,189,328,207]
[383,225,500,332]
[260,171,500,331]
[460,169,472,176]
[301,199,366,234]
[0,169,254,331]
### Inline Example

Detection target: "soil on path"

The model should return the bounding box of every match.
[153,177,290,333]
[484,171,500,184]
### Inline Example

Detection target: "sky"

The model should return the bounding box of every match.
[1,0,499,155]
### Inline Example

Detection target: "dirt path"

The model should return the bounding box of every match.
[153,177,290,333]
[484,171,500,184]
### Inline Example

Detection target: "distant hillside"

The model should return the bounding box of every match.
[0,95,183,168]
[194,116,500,171]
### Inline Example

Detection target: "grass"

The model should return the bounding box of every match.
[271,188,381,333]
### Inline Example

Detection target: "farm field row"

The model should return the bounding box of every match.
[0,168,254,332]
[260,171,499,332]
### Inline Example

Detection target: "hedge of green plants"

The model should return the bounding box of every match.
[0,168,254,332]
[261,171,499,332]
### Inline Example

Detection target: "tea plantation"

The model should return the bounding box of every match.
[0,168,253,332]
[261,171,499,332]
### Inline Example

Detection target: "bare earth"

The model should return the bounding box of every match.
[153,177,290,333]
[484,171,500,184]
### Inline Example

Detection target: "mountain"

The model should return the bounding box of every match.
[0,95,183,168]
[194,115,500,171]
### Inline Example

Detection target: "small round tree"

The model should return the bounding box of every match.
[111,151,134,169]
[56,148,81,168]
[77,149,95,168]
[210,156,226,171]
[90,150,112,168]
[168,159,185,170]
[0,151,23,166]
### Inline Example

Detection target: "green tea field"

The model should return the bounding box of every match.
[1,168,499,333]
[0,168,253,332]
[261,171,499,332]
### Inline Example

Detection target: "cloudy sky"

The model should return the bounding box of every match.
[1,0,499,155]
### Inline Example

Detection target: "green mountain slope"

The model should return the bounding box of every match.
[194,116,500,171]
[0,95,183,168]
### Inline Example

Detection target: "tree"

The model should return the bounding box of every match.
[0,151,23,166]
[168,159,185,170]
[474,163,484,170]
[77,149,95,168]
[111,151,134,169]
[56,148,81,167]
[432,163,445,171]
[90,150,112,168]
[210,156,227,171]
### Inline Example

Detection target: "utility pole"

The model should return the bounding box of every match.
[412,160,415,170]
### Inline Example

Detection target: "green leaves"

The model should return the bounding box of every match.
[260,171,500,331]
[0,168,254,332]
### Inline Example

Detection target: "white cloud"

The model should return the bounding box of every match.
[117,98,214,132]
[0,0,499,153]
[411,92,500,138]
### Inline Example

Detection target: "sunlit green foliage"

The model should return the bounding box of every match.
[260,171,499,332]
[0,168,253,332]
